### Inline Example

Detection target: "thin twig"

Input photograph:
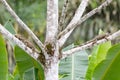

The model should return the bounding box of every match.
[0,0,46,54]
[0,24,39,60]
[61,30,120,59]
[58,0,89,47]
[58,0,112,38]
[58,0,70,32]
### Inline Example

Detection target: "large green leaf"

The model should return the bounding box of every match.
[0,34,8,80]
[14,46,44,80]
[93,43,120,80]
[85,41,111,80]
[59,44,88,80]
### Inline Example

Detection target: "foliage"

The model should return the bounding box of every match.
[4,20,16,34]
[59,44,88,80]
[85,41,111,80]
[14,46,44,80]
[0,38,45,80]
[59,40,120,80]
[92,43,120,80]
[0,34,8,80]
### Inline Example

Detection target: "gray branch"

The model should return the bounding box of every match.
[58,0,70,32]
[0,0,46,54]
[62,30,120,59]
[0,24,39,60]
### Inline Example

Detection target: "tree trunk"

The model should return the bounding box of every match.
[44,58,59,80]
[44,0,59,79]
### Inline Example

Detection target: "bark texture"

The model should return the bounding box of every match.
[44,0,59,80]
[45,0,58,44]
[44,58,59,80]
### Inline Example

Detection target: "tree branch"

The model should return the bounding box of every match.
[58,0,112,48]
[0,24,39,60]
[58,0,89,47]
[0,0,46,54]
[44,0,58,58]
[58,0,70,33]
[45,0,58,44]
[61,30,120,59]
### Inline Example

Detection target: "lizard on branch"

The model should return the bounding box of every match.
[14,34,40,54]
[80,33,110,46]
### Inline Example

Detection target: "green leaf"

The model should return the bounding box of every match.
[59,44,88,80]
[4,20,16,47]
[98,29,104,34]
[14,46,44,80]
[23,67,35,80]
[4,20,16,34]
[59,73,69,79]
[8,73,14,80]
[23,67,41,80]
[93,43,120,80]
[13,66,21,80]
[0,34,8,80]
[89,0,98,9]
[85,41,111,80]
